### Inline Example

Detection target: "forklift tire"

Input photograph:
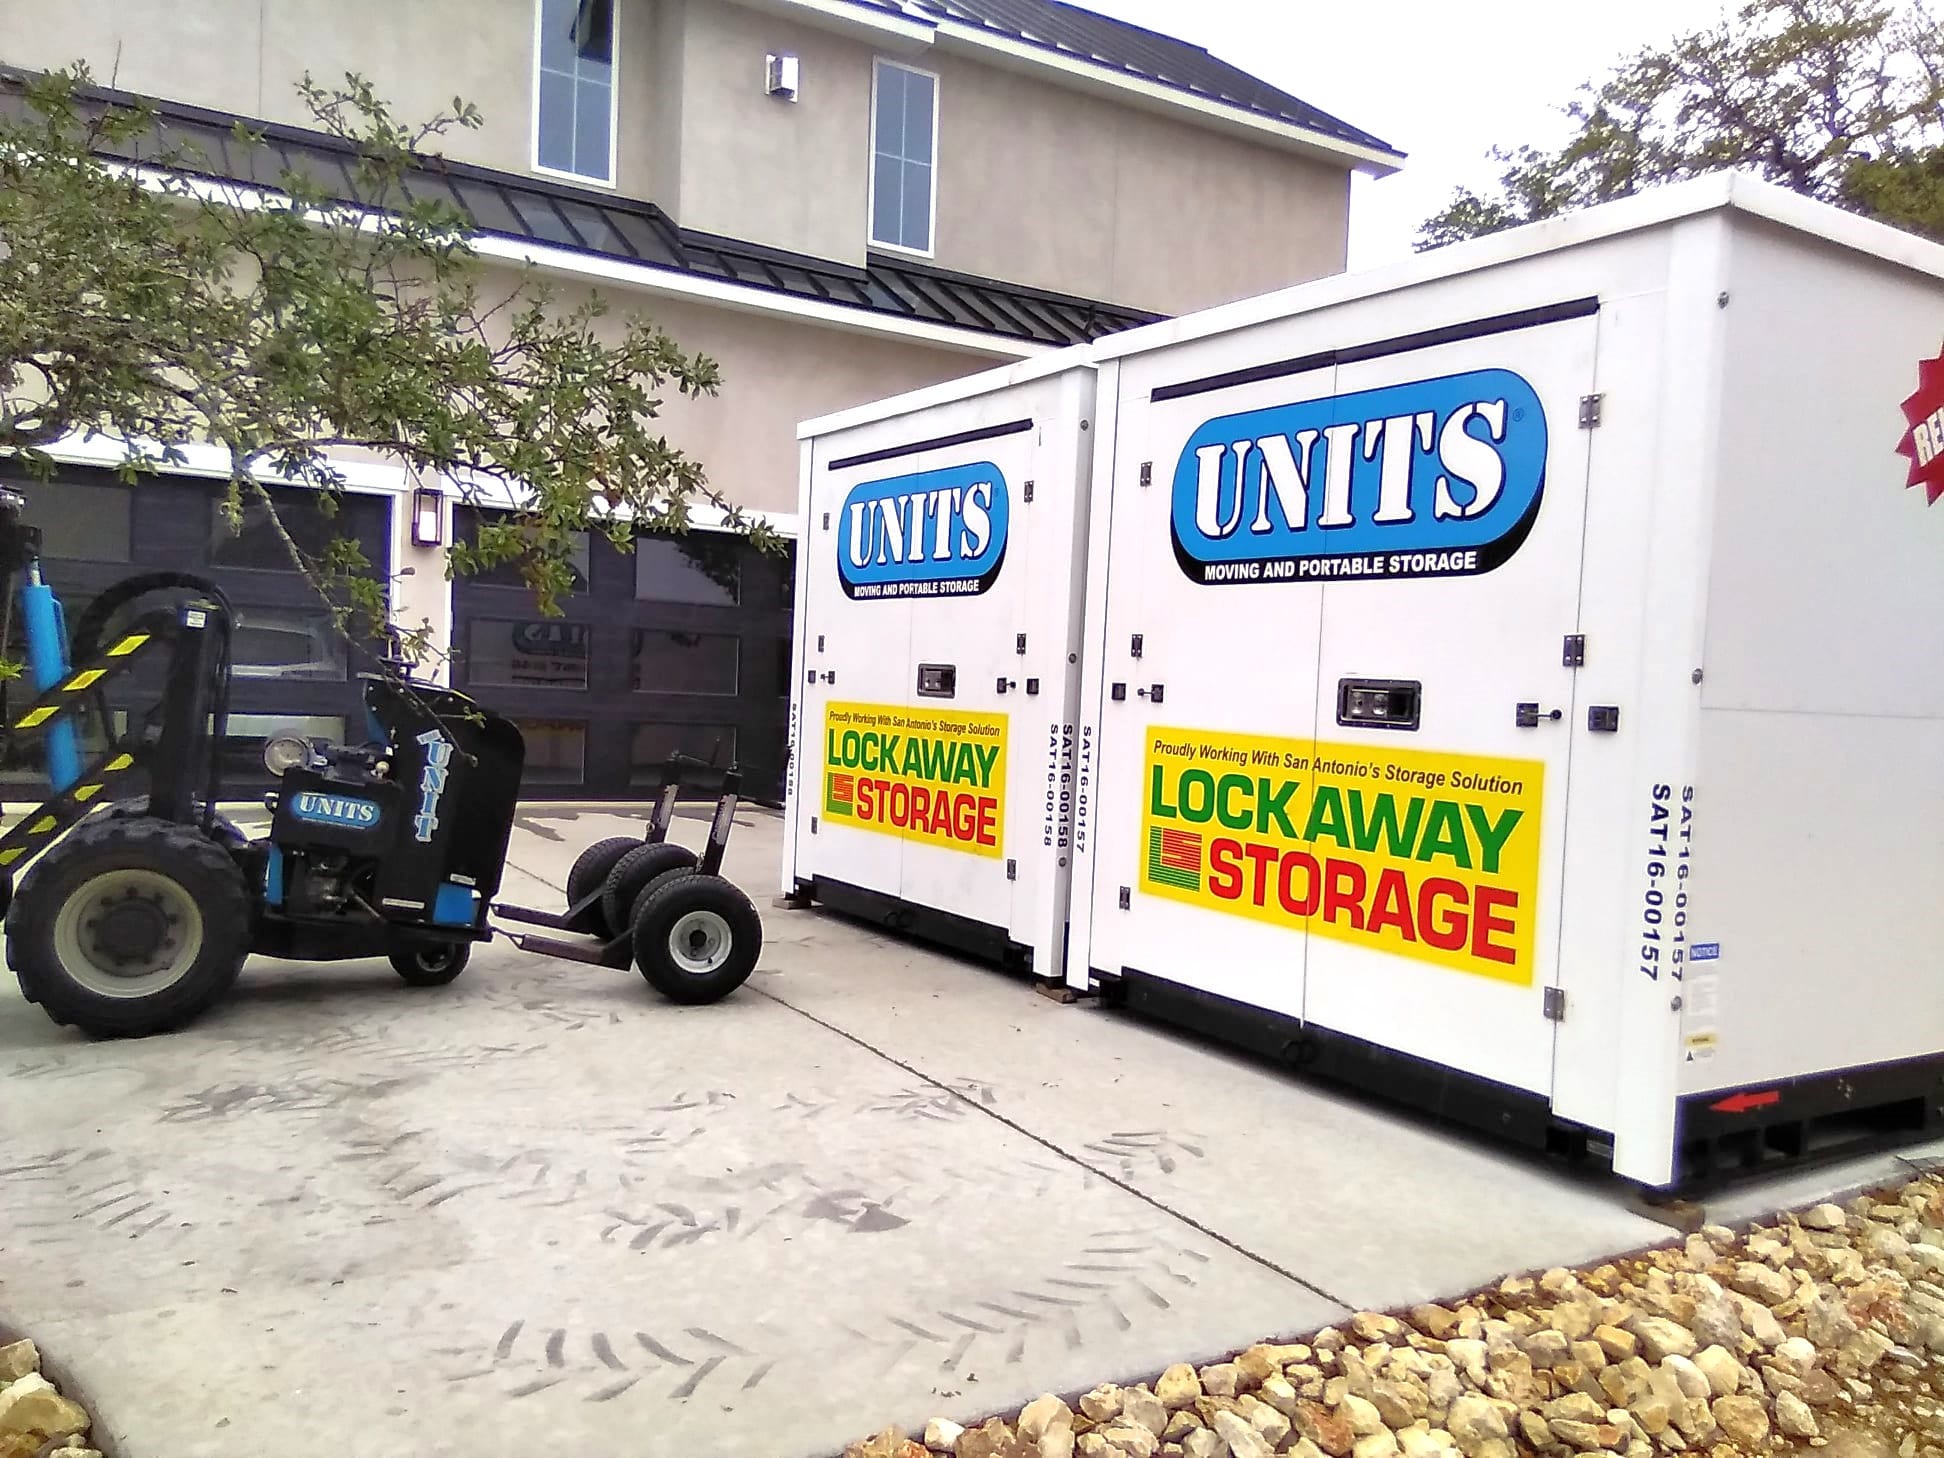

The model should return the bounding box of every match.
[6,816,251,1037]
[601,842,697,942]
[631,873,761,1005]
[627,866,695,931]
[564,837,641,935]
[390,942,471,987]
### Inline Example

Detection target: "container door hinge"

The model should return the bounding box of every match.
[810,816,819,835]
[1138,462,1153,488]
[1130,633,1144,658]
[1578,395,1604,429]
[821,511,830,530]
[1006,858,1018,881]
[816,634,825,652]
[1543,986,1566,1021]
[1016,633,1027,655]
[1023,480,1035,503]
[1562,634,1586,668]
[1117,886,1131,910]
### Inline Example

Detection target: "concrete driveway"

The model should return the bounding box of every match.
[0,805,1920,1458]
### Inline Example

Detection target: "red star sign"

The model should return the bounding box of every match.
[1895,347,1944,505]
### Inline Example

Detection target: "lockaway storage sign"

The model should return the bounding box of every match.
[823,701,1008,857]
[1139,726,1543,984]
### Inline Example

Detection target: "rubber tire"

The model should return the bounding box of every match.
[564,836,641,936]
[601,842,697,941]
[627,865,696,931]
[631,873,761,1005]
[390,942,471,987]
[6,815,251,1037]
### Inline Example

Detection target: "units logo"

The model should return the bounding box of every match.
[1896,346,1944,505]
[1139,726,1544,985]
[837,463,1009,600]
[822,700,1006,857]
[1172,369,1550,585]
[291,791,382,830]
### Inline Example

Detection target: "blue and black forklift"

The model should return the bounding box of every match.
[0,488,762,1037]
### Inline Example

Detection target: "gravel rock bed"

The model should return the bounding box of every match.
[0,1336,100,1458]
[844,1175,1944,1458]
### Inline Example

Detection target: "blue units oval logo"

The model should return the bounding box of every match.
[1171,369,1549,585]
[837,463,1009,600]
[291,791,382,829]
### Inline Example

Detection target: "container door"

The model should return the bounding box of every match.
[1299,312,1600,1097]
[896,422,1027,939]
[1080,358,1342,1023]
[792,438,916,905]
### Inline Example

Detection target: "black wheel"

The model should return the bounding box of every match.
[565,836,641,936]
[390,942,471,987]
[628,866,695,931]
[6,816,251,1037]
[601,842,697,941]
[631,873,761,1005]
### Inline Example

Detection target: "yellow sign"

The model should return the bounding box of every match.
[823,701,1008,858]
[1140,726,1543,985]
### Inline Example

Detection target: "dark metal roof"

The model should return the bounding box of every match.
[843,0,1400,160]
[45,79,1159,351]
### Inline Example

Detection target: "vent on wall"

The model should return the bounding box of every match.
[766,53,800,101]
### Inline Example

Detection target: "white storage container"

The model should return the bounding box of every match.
[1067,174,1944,1188]
[783,353,1098,980]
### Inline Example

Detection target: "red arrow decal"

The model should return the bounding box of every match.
[1710,1090,1781,1115]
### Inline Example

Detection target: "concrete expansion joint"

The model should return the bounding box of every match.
[750,983,1357,1315]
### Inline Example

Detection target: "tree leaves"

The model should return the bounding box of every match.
[0,64,748,674]
[1418,0,1944,250]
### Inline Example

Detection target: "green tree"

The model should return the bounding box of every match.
[0,65,767,664]
[1418,0,1944,250]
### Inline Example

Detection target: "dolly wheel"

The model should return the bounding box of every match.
[627,866,695,931]
[632,873,761,1005]
[6,816,250,1037]
[564,837,642,937]
[601,841,697,941]
[390,942,471,987]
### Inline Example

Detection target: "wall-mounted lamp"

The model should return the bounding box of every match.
[766,53,800,101]
[411,487,445,548]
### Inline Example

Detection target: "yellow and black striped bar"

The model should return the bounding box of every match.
[0,747,142,870]
[1,628,157,747]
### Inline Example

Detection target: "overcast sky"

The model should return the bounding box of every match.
[1080,0,1729,268]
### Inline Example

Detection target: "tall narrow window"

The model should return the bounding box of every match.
[871,61,936,254]
[535,0,615,183]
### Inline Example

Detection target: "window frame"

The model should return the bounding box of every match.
[531,0,621,189]
[868,58,940,258]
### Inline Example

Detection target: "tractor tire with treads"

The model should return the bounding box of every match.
[600,842,697,941]
[6,815,251,1037]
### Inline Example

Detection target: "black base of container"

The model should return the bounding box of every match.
[1101,966,1944,1196]
[798,876,1031,971]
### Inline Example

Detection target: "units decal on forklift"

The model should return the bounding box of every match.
[413,728,453,843]
[290,792,382,830]
[1171,369,1549,585]
[822,700,1007,857]
[836,463,1009,599]
[1139,726,1543,984]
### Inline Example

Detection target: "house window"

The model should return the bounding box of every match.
[535,0,616,184]
[871,61,936,254]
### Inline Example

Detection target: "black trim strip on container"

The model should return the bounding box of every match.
[827,417,1034,472]
[1149,296,1602,404]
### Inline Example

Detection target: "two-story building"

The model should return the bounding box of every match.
[0,0,1398,797]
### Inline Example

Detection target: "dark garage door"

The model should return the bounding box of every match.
[451,510,793,802]
[0,467,392,799]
